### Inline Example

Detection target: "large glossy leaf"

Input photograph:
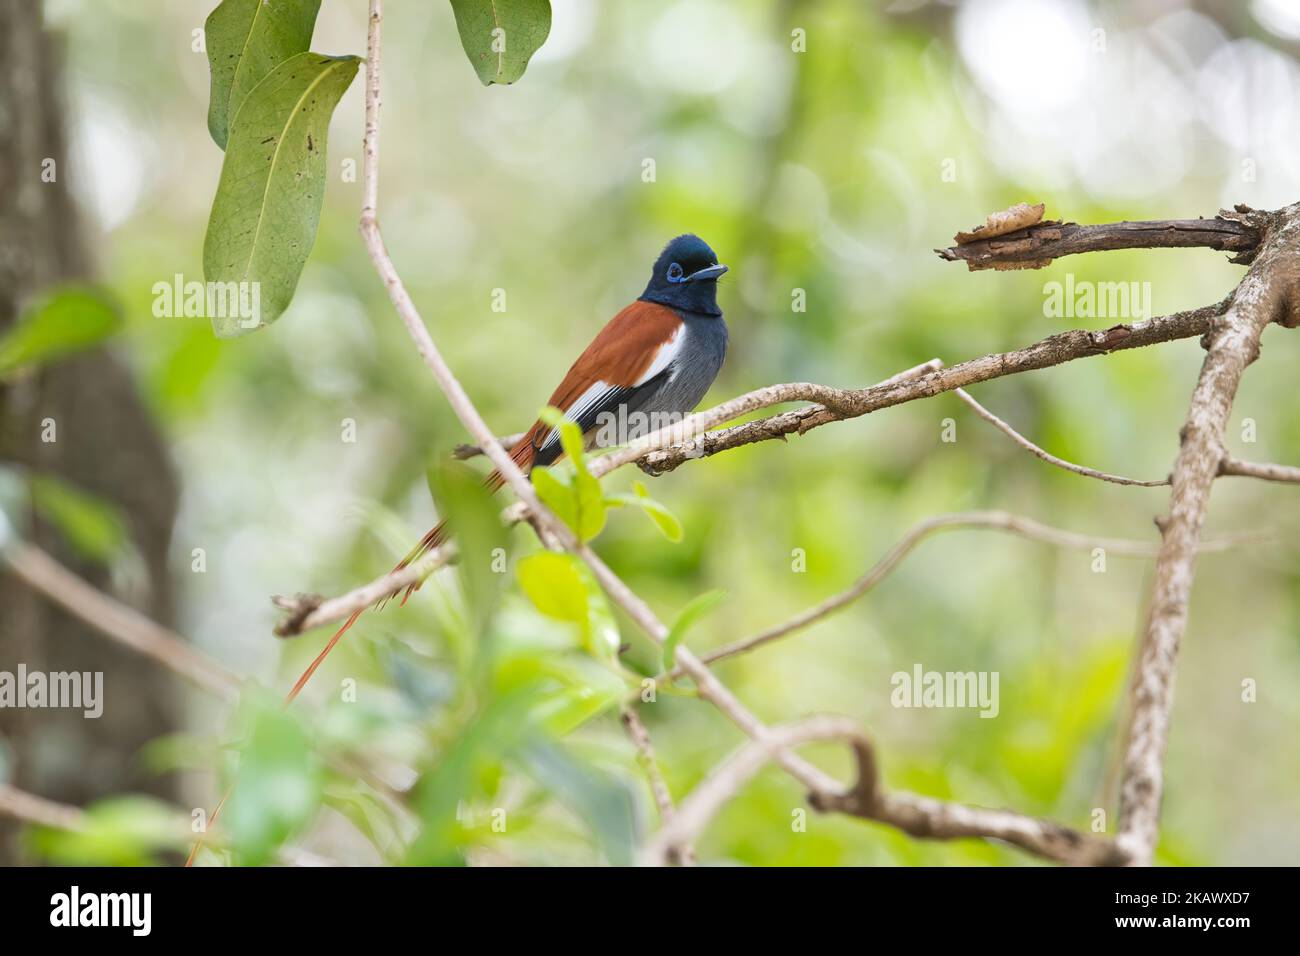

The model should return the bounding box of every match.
[0,287,121,379]
[204,0,322,150]
[449,0,552,86]
[203,53,359,337]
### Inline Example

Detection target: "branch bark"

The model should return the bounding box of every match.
[2,541,240,698]
[938,216,1260,270]
[644,716,1124,866]
[1116,203,1300,865]
[592,302,1224,479]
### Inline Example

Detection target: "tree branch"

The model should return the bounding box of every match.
[685,511,1263,674]
[620,705,692,865]
[1219,456,1300,484]
[954,387,1168,487]
[272,544,456,637]
[1117,203,1300,865]
[644,715,1124,866]
[938,216,1260,271]
[590,302,1224,479]
[2,541,241,698]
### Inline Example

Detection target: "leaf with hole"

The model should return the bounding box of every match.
[203,52,359,337]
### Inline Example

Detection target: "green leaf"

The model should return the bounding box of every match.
[449,0,552,86]
[531,466,577,532]
[427,461,511,635]
[0,287,121,379]
[203,52,359,337]
[663,589,728,673]
[532,407,606,541]
[222,691,322,866]
[606,480,683,543]
[517,551,587,625]
[28,475,128,565]
[204,0,322,150]
[27,796,187,866]
[519,735,637,866]
[516,551,618,656]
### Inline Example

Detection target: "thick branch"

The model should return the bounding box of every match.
[938,217,1260,271]
[1117,203,1300,865]
[644,716,1124,866]
[595,302,1224,479]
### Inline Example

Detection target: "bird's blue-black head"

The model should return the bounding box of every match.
[639,234,727,317]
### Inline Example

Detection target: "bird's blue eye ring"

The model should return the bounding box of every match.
[666,262,685,282]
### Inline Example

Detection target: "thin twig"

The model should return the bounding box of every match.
[620,705,692,865]
[955,387,1168,487]
[1219,456,1300,484]
[686,511,1264,674]
[2,541,241,698]
[454,433,525,461]
[273,543,456,637]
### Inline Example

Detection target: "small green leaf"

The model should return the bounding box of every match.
[533,407,606,541]
[517,551,587,624]
[516,552,618,656]
[449,0,552,86]
[0,287,121,379]
[204,0,322,149]
[427,461,511,635]
[28,475,128,565]
[222,691,322,866]
[27,797,187,866]
[531,466,577,532]
[203,52,359,336]
[606,480,683,543]
[663,589,728,674]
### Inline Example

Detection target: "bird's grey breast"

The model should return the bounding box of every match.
[654,311,728,415]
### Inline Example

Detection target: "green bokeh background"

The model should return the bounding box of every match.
[17,0,1300,864]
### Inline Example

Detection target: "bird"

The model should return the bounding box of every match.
[189,235,730,865]
[284,233,729,700]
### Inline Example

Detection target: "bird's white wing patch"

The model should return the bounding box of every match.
[634,323,685,386]
[538,380,615,454]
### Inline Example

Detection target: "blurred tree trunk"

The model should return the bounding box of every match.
[0,0,181,863]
